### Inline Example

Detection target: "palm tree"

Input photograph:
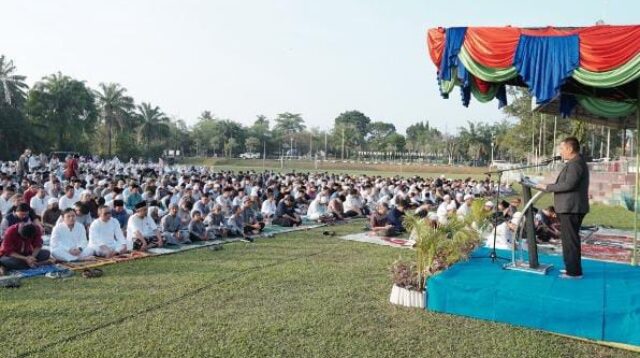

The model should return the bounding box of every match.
[94,83,134,156]
[274,112,305,133]
[0,55,28,106]
[136,102,170,144]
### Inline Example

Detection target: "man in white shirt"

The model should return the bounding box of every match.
[29,187,50,217]
[260,192,277,219]
[58,186,77,211]
[437,195,453,225]
[456,194,474,219]
[307,196,330,222]
[126,202,163,251]
[88,205,128,258]
[50,208,95,262]
[0,186,15,216]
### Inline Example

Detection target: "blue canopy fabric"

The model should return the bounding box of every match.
[513,34,580,104]
[438,27,468,83]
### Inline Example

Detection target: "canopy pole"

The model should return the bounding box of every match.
[634,81,640,266]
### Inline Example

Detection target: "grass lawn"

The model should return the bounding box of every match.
[1,221,636,358]
[178,157,490,179]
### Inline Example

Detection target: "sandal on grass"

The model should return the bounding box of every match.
[45,269,74,279]
[82,268,104,279]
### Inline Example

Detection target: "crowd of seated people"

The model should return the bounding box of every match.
[0,150,504,275]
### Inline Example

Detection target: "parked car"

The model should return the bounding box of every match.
[239,152,260,159]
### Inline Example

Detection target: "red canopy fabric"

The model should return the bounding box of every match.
[428,25,640,72]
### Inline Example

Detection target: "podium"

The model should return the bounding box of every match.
[502,177,553,274]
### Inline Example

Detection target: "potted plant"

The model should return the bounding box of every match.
[389,202,487,308]
[389,259,424,308]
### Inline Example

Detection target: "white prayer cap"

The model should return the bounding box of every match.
[443,195,451,200]
[48,198,58,205]
[484,201,494,208]
[463,194,474,201]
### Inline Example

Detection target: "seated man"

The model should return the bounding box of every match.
[306,196,333,223]
[260,191,277,220]
[0,203,33,238]
[126,202,164,251]
[327,198,345,221]
[50,208,95,262]
[387,199,408,233]
[29,186,50,218]
[204,204,229,238]
[58,185,76,211]
[88,205,128,258]
[188,210,212,241]
[272,196,302,227]
[125,184,143,211]
[240,197,265,235]
[535,206,561,243]
[225,205,244,237]
[370,203,396,237]
[111,199,129,230]
[161,203,191,245]
[0,223,51,274]
[41,198,62,235]
[343,189,368,217]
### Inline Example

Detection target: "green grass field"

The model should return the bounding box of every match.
[178,157,491,179]
[1,220,637,358]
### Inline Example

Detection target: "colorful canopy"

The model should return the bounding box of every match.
[426,25,640,122]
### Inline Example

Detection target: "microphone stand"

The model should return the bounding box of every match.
[483,160,557,263]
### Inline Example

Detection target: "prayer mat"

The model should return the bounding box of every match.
[338,232,413,249]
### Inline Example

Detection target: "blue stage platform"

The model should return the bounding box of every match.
[427,247,640,348]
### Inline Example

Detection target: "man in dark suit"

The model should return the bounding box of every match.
[536,137,589,279]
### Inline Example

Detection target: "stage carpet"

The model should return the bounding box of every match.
[427,247,640,348]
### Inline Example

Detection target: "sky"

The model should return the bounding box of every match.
[1,0,638,134]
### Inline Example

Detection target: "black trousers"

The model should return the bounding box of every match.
[557,213,585,276]
[0,250,51,270]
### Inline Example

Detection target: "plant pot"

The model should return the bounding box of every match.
[389,284,426,309]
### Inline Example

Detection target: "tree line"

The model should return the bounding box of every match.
[0,55,626,163]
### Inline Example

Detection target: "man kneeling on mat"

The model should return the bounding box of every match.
[0,223,52,275]
[126,202,164,251]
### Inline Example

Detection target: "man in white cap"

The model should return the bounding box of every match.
[436,195,452,225]
[456,194,474,219]
[307,195,330,222]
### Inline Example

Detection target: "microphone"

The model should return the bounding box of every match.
[540,155,561,164]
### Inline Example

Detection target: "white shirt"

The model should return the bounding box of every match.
[343,195,362,213]
[0,196,12,216]
[58,195,76,211]
[307,200,327,220]
[30,195,50,216]
[261,200,276,216]
[127,214,158,241]
[88,217,126,250]
[50,222,89,253]
[456,202,471,218]
[436,202,449,218]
